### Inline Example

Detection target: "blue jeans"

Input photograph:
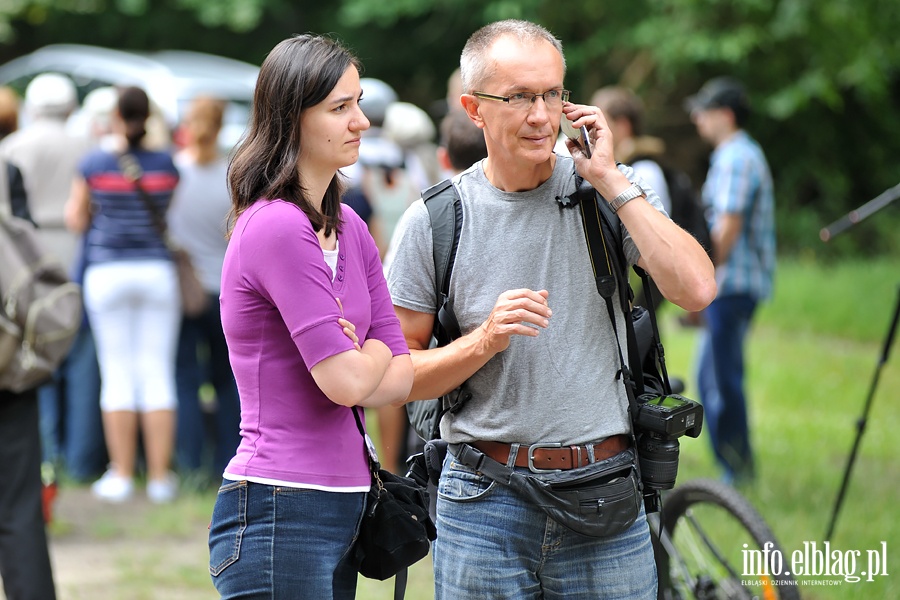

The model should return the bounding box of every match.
[175,294,241,477]
[696,293,758,482]
[208,480,365,599]
[37,323,106,481]
[61,324,106,480]
[434,451,657,599]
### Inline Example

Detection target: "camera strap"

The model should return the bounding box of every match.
[572,172,672,413]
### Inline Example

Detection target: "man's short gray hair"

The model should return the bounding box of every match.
[460,20,565,94]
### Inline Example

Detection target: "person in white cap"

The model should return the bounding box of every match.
[0,73,92,272]
[0,73,93,499]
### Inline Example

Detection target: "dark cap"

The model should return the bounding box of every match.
[685,76,749,114]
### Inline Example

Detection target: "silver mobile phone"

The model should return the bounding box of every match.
[560,115,592,158]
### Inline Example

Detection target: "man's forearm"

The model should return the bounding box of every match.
[406,329,497,401]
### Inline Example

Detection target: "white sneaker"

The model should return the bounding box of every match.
[91,470,134,503]
[147,472,179,504]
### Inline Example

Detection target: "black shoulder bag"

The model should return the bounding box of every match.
[351,406,436,595]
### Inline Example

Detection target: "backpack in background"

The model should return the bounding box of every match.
[659,164,712,256]
[0,213,82,393]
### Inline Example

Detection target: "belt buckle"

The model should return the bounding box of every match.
[527,442,562,473]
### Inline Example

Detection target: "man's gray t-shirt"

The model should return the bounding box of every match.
[386,153,666,446]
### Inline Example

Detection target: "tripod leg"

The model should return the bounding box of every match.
[825,285,900,541]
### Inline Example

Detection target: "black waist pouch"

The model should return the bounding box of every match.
[453,444,641,538]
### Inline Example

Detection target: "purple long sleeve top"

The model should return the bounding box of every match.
[220,199,409,490]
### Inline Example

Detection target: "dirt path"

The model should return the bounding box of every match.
[26,485,216,600]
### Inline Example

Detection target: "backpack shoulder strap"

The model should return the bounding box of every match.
[422,178,463,344]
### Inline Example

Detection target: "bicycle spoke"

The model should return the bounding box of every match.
[682,509,752,599]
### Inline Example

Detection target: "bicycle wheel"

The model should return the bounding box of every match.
[655,478,801,600]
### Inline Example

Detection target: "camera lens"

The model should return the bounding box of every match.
[637,434,680,490]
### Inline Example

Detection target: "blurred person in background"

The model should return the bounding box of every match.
[52,87,121,484]
[383,100,440,193]
[0,86,19,138]
[687,77,775,486]
[207,34,412,598]
[0,73,92,488]
[372,100,440,473]
[343,78,423,261]
[340,77,397,250]
[435,106,488,179]
[0,84,58,600]
[0,73,90,271]
[591,86,671,213]
[64,86,181,504]
[168,96,241,488]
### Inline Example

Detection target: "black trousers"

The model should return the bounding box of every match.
[0,388,57,600]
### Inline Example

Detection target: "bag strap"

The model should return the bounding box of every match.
[118,153,170,244]
[351,405,410,600]
[421,179,471,438]
[351,405,381,473]
[571,176,641,417]
[8,163,32,223]
[590,177,672,396]
[572,172,672,405]
[423,178,463,344]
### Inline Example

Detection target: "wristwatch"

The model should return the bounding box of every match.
[608,183,645,213]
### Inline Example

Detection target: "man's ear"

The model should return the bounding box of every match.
[460,94,485,129]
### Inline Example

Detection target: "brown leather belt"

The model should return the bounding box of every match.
[470,435,629,472]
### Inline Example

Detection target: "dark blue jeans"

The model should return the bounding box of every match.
[175,294,241,478]
[696,293,758,482]
[209,480,365,599]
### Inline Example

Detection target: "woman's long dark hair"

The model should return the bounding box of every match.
[227,34,360,238]
[117,86,149,149]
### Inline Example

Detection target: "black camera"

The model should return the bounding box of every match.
[633,393,703,493]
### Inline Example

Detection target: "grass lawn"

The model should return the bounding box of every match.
[658,256,900,600]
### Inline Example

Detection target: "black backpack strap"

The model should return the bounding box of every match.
[422,179,463,344]
[7,162,32,224]
[415,179,471,439]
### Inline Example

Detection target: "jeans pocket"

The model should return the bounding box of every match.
[438,454,496,502]
[208,480,248,577]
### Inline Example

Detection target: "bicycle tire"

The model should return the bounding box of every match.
[656,478,801,600]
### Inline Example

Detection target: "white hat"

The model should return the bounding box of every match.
[359,78,397,125]
[384,101,436,148]
[25,73,77,115]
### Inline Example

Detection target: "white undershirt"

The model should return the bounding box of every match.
[323,240,339,280]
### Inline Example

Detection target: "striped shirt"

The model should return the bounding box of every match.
[80,148,180,265]
[702,130,776,300]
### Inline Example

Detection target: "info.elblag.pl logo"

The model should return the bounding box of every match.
[742,541,889,585]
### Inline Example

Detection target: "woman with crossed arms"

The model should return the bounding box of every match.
[207,35,413,599]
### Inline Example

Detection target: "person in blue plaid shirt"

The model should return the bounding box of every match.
[687,76,776,485]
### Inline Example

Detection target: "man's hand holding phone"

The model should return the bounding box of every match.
[559,111,592,158]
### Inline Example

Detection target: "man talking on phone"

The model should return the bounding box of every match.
[387,19,715,599]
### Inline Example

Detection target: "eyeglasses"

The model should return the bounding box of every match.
[473,89,570,110]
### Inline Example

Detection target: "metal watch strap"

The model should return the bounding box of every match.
[608,183,644,213]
